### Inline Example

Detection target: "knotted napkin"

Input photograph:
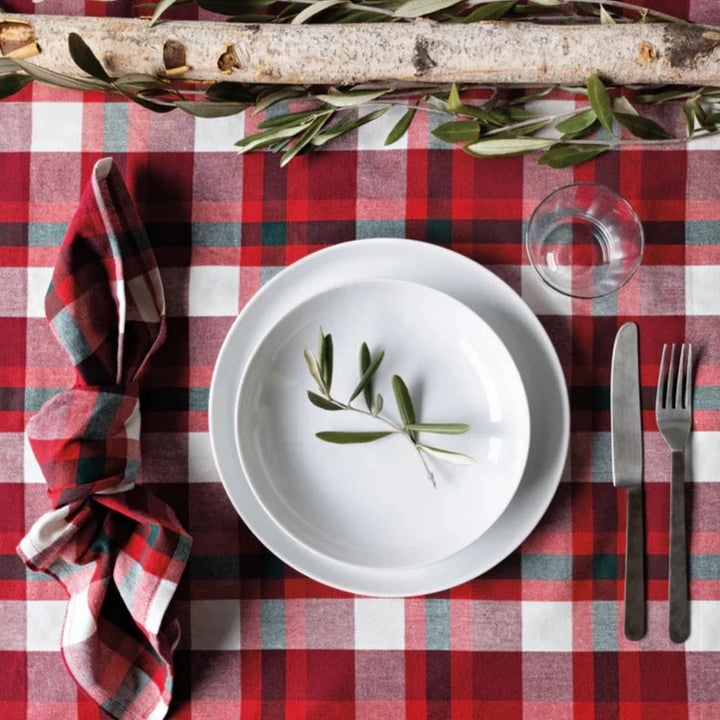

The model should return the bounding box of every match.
[17,158,192,720]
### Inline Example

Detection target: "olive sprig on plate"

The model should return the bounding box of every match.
[305,327,473,487]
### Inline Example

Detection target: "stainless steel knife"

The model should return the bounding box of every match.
[611,321,645,640]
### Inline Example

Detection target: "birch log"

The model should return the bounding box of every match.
[2,14,720,86]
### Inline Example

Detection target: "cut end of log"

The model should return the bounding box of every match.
[0,19,40,59]
[163,39,189,76]
[636,40,658,66]
[218,44,240,74]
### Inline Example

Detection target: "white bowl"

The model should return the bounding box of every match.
[234,278,530,569]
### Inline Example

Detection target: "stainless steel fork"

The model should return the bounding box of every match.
[655,343,693,643]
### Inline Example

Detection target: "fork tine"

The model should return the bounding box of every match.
[656,343,668,411]
[676,344,686,409]
[665,344,677,409]
[685,344,693,410]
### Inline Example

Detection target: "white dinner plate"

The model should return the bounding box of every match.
[235,279,530,569]
[209,238,569,596]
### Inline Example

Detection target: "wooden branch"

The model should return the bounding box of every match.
[2,14,720,86]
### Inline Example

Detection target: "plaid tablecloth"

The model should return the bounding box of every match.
[2,1,720,718]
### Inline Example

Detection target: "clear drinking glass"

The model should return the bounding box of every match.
[525,183,644,298]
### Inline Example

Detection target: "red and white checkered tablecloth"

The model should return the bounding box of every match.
[2,1,720,718]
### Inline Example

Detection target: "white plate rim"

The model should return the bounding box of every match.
[209,238,570,597]
[233,277,531,570]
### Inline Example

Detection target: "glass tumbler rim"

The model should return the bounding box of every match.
[525,182,644,299]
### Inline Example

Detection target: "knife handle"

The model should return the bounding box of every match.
[624,486,645,640]
[669,449,690,643]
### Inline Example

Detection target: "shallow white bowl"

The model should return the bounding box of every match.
[234,278,530,570]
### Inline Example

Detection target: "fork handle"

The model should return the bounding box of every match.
[669,449,690,643]
[624,486,645,640]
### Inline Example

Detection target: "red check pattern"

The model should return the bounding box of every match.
[1,1,720,719]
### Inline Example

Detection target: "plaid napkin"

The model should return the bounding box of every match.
[17,158,192,720]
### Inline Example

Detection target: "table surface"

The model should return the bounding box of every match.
[2,1,720,719]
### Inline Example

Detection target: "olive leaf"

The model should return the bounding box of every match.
[538,143,609,168]
[116,87,178,113]
[599,4,615,23]
[555,109,597,135]
[613,95,639,117]
[259,109,325,129]
[310,107,389,147]
[404,423,470,434]
[587,73,615,134]
[394,0,461,18]
[253,86,308,114]
[385,107,416,146]
[320,330,334,390]
[446,83,463,114]
[206,82,256,104]
[304,349,329,395]
[307,391,343,411]
[150,0,186,26]
[235,123,314,153]
[432,120,481,143]
[372,393,384,416]
[316,431,395,443]
[391,374,416,440]
[463,0,516,22]
[486,119,553,139]
[0,73,32,100]
[349,348,385,403]
[292,0,343,23]
[316,88,390,107]
[175,100,248,118]
[464,137,555,157]
[13,57,109,92]
[68,32,112,83]
[614,112,672,140]
[360,342,373,410]
[416,444,475,465]
[280,113,331,166]
[683,100,696,137]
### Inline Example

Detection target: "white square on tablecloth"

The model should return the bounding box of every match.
[24,434,46,484]
[692,432,720,484]
[354,598,405,650]
[188,266,239,317]
[26,267,53,318]
[188,432,220,484]
[524,99,576,139]
[685,601,720,651]
[194,113,245,153]
[522,601,572,652]
[685,266,720,315]
[191,599,241,650]
[357,105,410,152]
[31,103,83,153]
[688,133,720,151]
[26,600,66,651]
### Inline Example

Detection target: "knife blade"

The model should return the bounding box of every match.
[611,321,645,640]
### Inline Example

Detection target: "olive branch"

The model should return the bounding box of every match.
[2,1,719,166]
[305,328,474,487]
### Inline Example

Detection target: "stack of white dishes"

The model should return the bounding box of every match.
[209,238,569,596]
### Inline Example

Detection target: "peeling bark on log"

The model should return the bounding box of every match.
[2,14,720,86]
